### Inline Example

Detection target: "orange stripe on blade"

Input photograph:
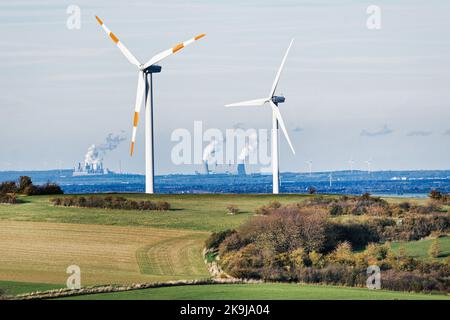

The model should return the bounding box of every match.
[109,32,119,44]
[130,142,135,156]
[195,34,206,40]
[95,16,103,25]
[172,43,184,53]
[133,112,139,127]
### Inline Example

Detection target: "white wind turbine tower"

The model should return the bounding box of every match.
[95,16,205,194]
[365,160,372,174]
[225,40,296,194]
[348,157,355,173]
[305,160,313,176]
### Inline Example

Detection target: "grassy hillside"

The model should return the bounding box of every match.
[0,194,434,232]
[391,237,450,261]
[0,194,316,232]
[62,283,450,300]
[0,280,61,296]
[0,194,447,299]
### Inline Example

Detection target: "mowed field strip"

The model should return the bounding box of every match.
[0,220,209,285]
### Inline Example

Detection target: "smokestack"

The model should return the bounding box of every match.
[238,131,258,171]
[203,138,223,175]
[237,163,246,176]
[203,161,209,175]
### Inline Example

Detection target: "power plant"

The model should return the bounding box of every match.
[72,134,125,177]
[237,163,246,176]
[73,161,110,176]
[73,144,112,176]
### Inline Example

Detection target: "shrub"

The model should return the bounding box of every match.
[221,244,264,279]
[294,265,367,287]
[398,202,411,211]
[18,176,33,193]
[155,201,171,211]
[429,189,442,200]
[328,241,354,266]
[23,183,63,196]
[51,197,62,206]
[366,243,391,261]
[205,229,236,250]
[0,192,17,204]
[381,269,448,293]
[308,186,317,194]
[429,189,450,205]
[329,204,344,216]
[226,205,239,215]
[289,248,310,268]
[255,201,282,215]
[308,251,324,268]
[0,181,17,193]
[219,232,247,256]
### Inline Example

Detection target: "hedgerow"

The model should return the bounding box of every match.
[51,196,170,211]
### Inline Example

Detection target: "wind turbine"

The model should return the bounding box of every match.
[225,40,296,194]
[348,157,355,173]
[365,160,372,174]
[305,160,313,176]
[95,16,205,194]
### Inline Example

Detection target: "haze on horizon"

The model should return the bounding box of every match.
[0,0,449,174]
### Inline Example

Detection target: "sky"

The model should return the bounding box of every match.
[0,0,449,174]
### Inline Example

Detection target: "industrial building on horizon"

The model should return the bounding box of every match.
[73,161,111,176]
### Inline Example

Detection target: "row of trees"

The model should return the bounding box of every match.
[0,176,63,197]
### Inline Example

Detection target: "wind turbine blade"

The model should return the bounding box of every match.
[95,16,141,67]
[130,71,145,156]
[225,98,269,107]
[269,39,294,98]
[142,34,206,69]
[270,101,295,154]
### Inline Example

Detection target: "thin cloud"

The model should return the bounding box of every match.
[233,122,246,130]
[407,130,432,137]
[360,125,394,137]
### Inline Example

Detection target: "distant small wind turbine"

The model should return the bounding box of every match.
[348,157,355,173]
[329,172,333,188]
[95,16,205,193]
[365,160,372,174]
[305,160,313,176]
[225,40,296,194]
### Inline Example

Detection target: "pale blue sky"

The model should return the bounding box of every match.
[0,0,449,174]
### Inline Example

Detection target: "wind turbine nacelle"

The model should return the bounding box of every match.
[143,65,162,74]
[272,96,285,104]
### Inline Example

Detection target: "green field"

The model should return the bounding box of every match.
[391,237,450,261]
[0,194,447,300]
[0,280,61,296]
[0,194,315,232]
[62,283,449,300]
